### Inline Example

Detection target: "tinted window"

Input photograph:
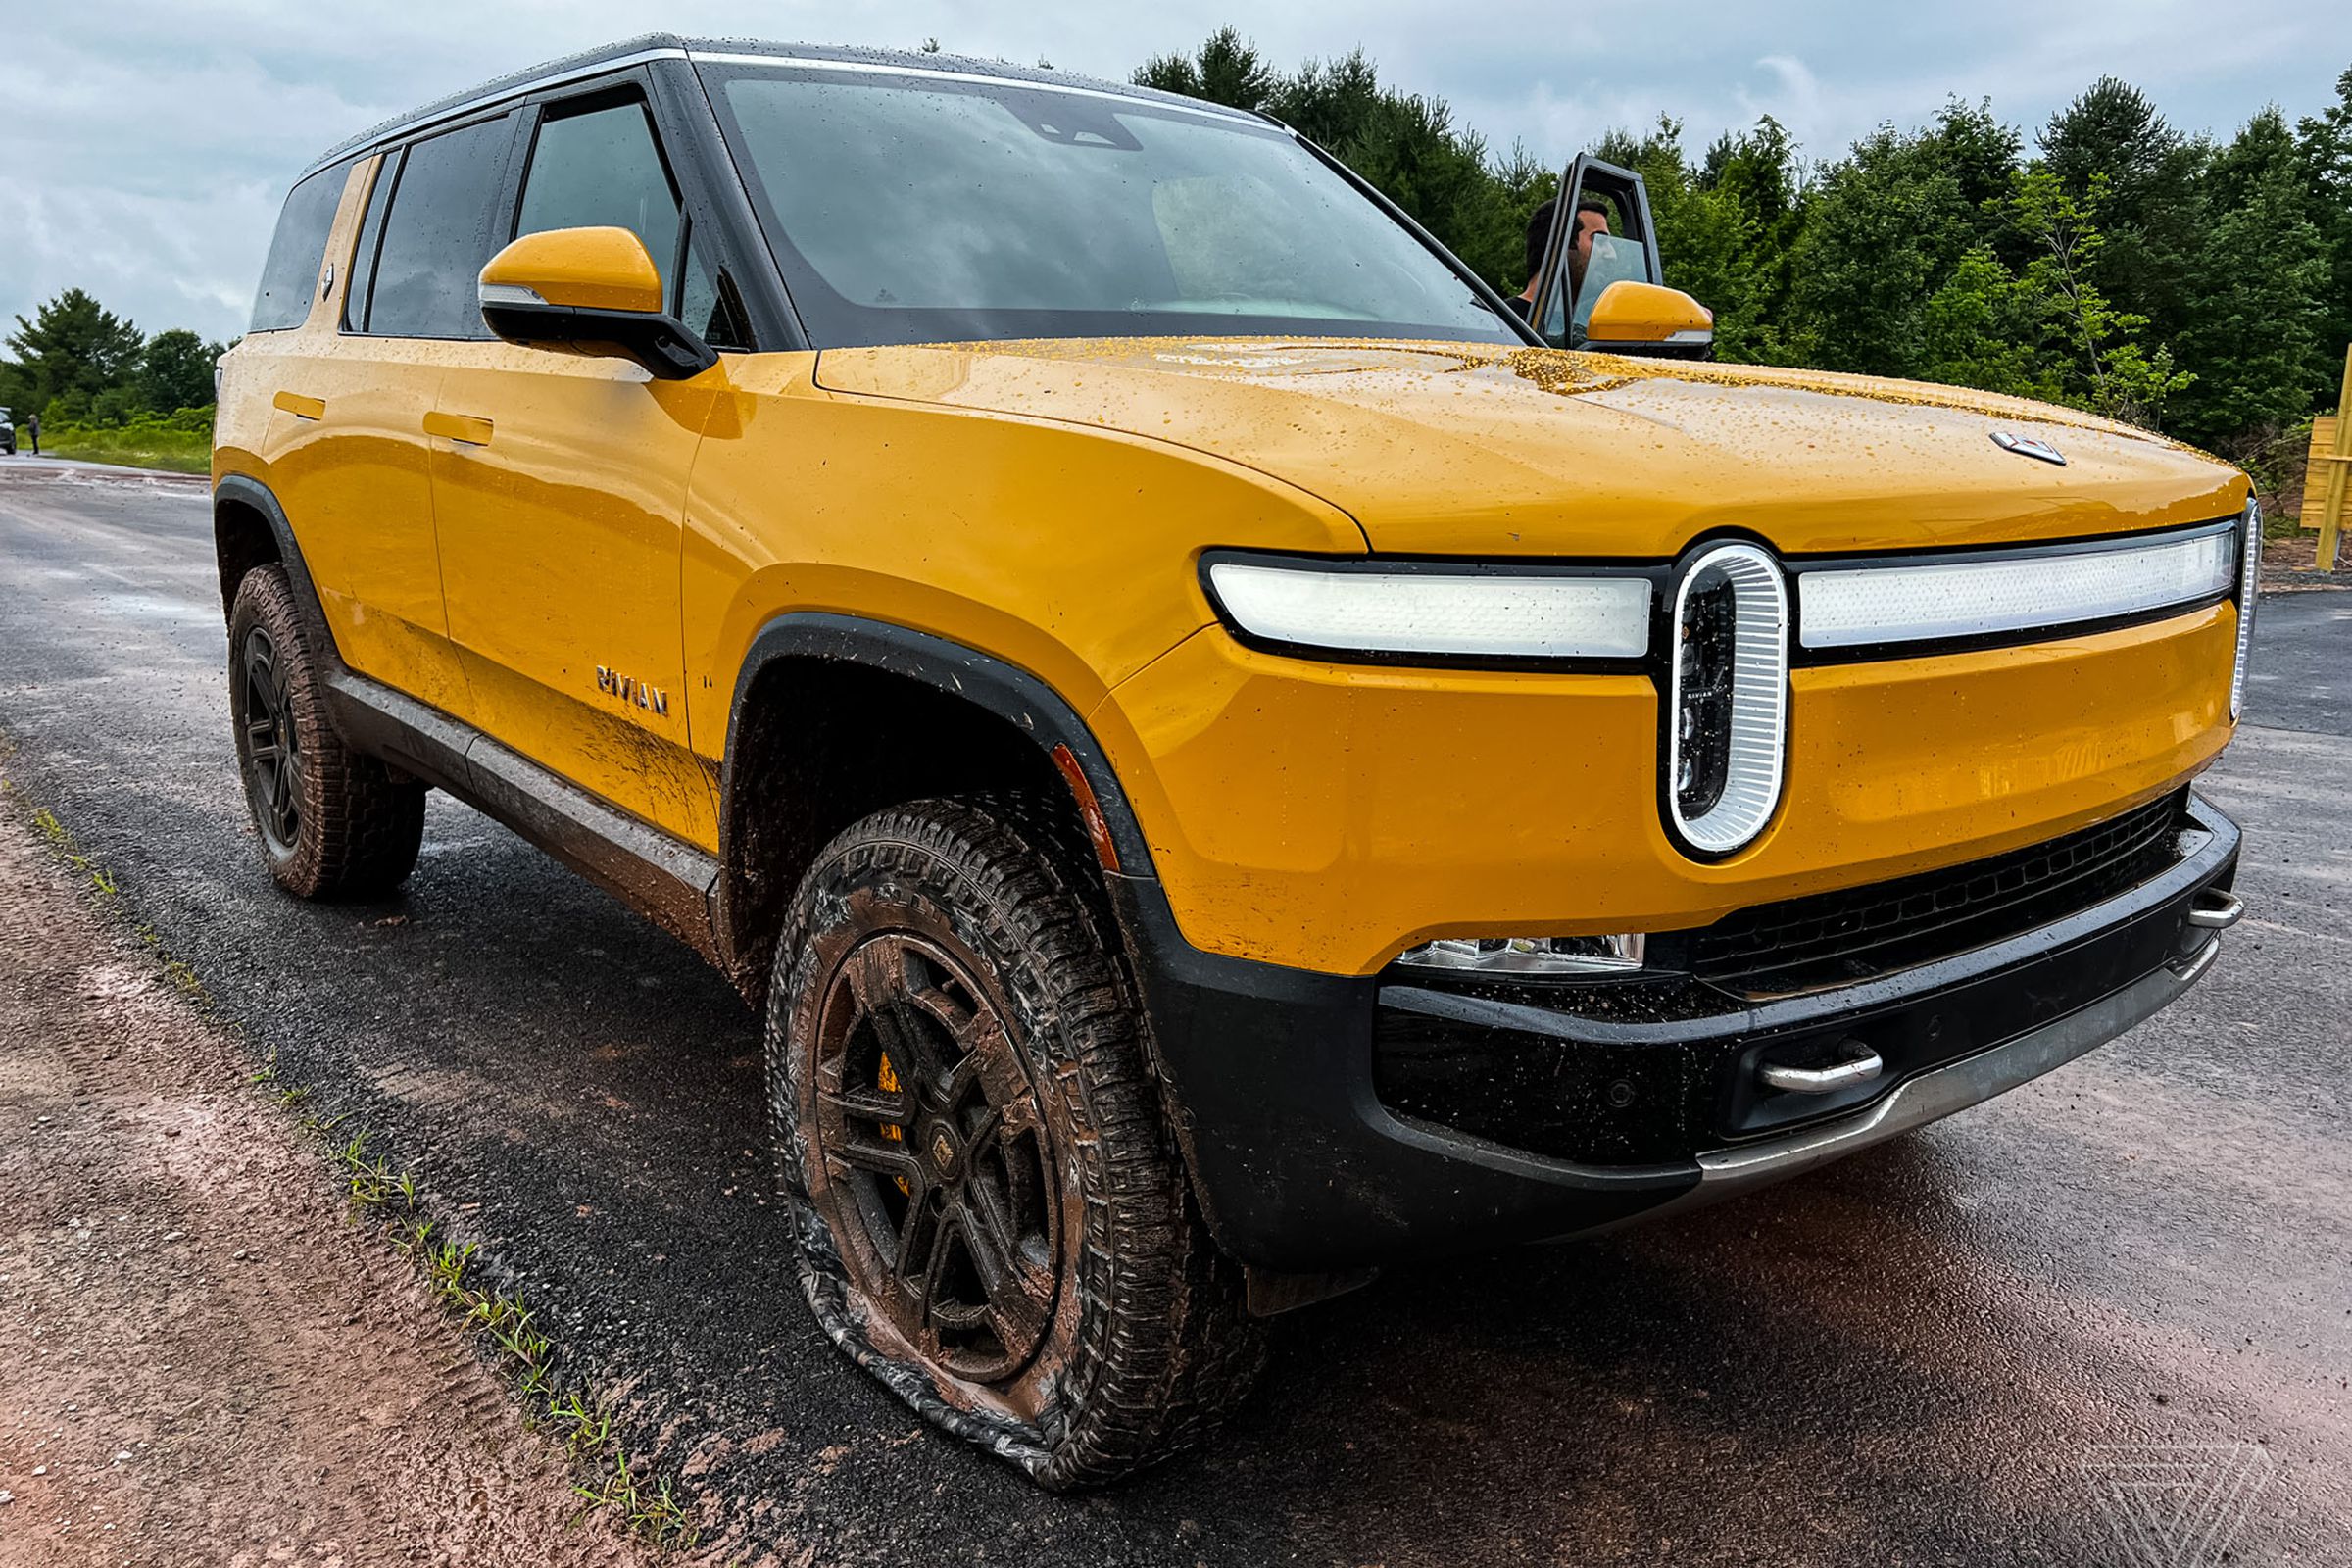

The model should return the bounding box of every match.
[515,101,682,301]
[250,163,351,332]
[367,116,516,339]
[342,153,398,331]
[678,224,754,352]
[710,70,1514,348]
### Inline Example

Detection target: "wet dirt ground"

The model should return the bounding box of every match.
[0,458,2346,1565]
[0,767,653,1567]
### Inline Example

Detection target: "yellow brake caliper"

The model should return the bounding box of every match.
[877,1052,909,1195]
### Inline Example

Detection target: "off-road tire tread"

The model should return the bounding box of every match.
[768,793,1264,1489]
[228,566,425,899]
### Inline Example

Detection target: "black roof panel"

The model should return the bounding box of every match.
[305,34,1229,175]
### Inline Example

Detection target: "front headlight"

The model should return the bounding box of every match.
[2231,500,2259,719]
[1203,557,1652,662]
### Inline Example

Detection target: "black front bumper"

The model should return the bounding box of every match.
[1112,793,2241,1275]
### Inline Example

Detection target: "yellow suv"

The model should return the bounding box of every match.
[215,37,2255,1488]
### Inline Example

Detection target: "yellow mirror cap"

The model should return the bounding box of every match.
[1583,281,1713,344]
[479,226,663,316]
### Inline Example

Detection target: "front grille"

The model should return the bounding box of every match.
[1682,789,2191,993]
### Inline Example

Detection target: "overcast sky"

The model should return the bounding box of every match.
[3,0,2342,349]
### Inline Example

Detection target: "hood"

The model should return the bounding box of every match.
[813,338,2244,557]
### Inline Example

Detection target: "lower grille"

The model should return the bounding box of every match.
[1683,789,2191,993]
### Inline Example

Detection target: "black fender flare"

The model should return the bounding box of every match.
[719,612,1158,881]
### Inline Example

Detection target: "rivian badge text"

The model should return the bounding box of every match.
[595,665,669,716]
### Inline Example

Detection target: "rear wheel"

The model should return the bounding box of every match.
[766,797,1264,1488]
[227,565,425,898]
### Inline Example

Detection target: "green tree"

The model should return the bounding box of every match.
[1594,118,1777,361]
[2006,170,2191,425]
[1786,114,1981,375]
[1133,25,1277,112]
[1919,247,2051,399]
[137,328,220,415]
[2295,67,2352,403]
[2038,76,2209,342]
[2171,107,2330,449]
[3,288,145,418]
[1696,117,1805,360]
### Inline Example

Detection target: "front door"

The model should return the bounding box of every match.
[427,83,740,850]
[1526,155,1665,348]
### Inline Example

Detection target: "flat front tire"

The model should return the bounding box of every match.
[227,565,425,899]
[766,797,1263,1488]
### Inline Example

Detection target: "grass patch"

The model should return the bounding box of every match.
[37,423,211,474]
[309,1107,701,1550]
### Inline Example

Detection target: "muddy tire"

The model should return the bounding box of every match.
[227,565,425,899]
[766,796,1264,1489]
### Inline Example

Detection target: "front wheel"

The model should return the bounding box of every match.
[766,797,1263,1489]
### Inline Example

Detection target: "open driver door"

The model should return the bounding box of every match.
[1526,155,1714,358]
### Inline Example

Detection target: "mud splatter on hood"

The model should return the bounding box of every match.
[814,337,2245,558]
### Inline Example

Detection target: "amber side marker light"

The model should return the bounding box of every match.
[1051,743,1121,872]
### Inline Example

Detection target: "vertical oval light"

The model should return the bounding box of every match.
[1667,543,1788,856]
[2230,500,2259,720]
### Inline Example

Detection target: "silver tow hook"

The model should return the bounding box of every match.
[1760,1040,1885,1095]
[2186,889,2245,930]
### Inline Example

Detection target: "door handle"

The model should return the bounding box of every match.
[272,391,325,421]
[423,411,494,447]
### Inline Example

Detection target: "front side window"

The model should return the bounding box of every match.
[365,115,516,339]
[250,162,352,332]
[515,100,684,304]
[706,66,1517,348]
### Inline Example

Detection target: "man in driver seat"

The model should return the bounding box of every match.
[1509,197,1610,320]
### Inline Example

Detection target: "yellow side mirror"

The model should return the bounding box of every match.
[1582,281,1714,357]
[481,226,665,315]
[477,226,717,379]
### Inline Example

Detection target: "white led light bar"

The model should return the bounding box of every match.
[2230,503,2258,718]
[1668,543,1789,855]
[1206,561,1652,661]
[1798,528,2235,651]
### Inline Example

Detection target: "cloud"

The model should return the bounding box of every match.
[2,1,2342,347]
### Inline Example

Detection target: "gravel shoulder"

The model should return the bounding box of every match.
[0,785,655,1568]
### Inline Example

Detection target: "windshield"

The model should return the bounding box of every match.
[705,64,1519,348]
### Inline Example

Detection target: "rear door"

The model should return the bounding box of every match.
[250,141,498,717]
[425,74,749,850]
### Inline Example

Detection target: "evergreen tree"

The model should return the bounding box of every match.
[3,288,145,422]
[2039,76,2208,343]
[1133,26,1277,113]
[2295,68,2352,405]
[2172,107,2331,449]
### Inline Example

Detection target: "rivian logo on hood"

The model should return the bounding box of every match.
[1990,430,2067,466]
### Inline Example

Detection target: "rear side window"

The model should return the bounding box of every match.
[515,101,683,303]
[342,154,398,332]
[249,163,351,332]
[365,115,516,339]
